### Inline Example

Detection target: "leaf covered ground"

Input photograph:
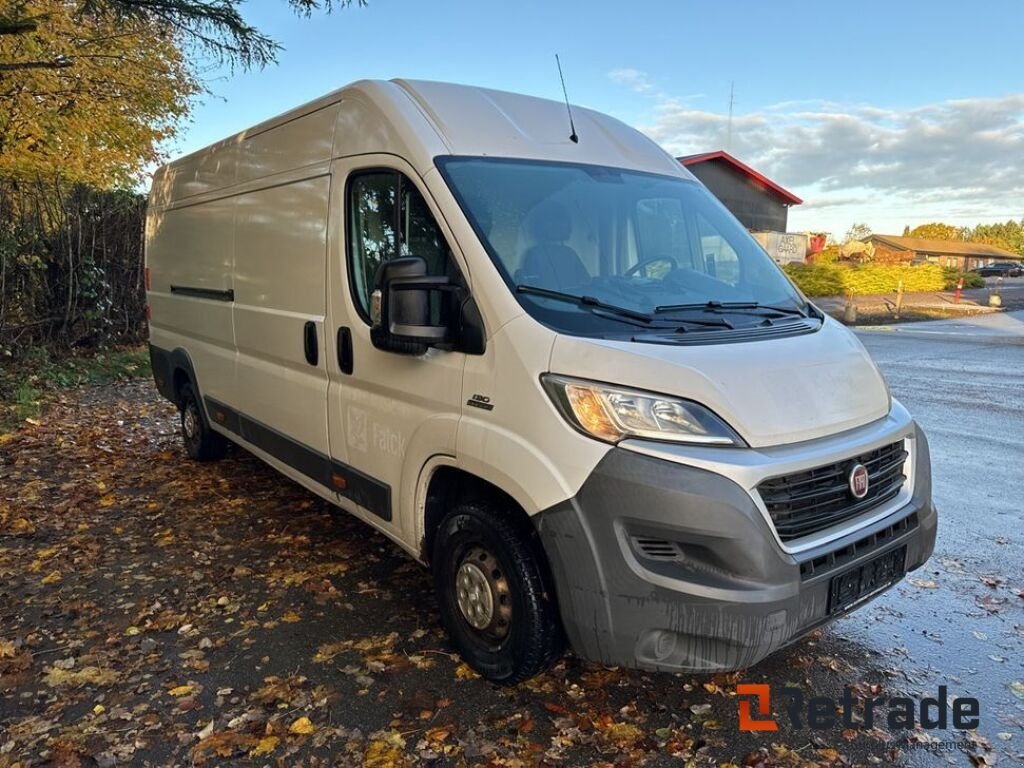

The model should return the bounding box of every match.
[0,380,1019,767]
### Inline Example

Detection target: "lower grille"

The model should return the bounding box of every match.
[758,441,909,542]
[799,513,918,581]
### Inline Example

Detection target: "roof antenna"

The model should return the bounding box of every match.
[555,54,579,144]
[726,80,735,151]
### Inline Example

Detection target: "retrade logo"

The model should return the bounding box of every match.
[737,684,778,731]
[737,684,979,733]
[848,463,870,499]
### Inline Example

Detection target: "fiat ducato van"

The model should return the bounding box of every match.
[146,79,936,683]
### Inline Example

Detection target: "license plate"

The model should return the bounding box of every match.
[828,545,907,615]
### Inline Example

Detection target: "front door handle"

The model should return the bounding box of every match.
[337,326,353,375]
[303,321,318,366]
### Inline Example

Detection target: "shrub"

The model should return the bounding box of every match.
[782,263,846,296]
[942,268,984,290]
[0,183,146,358]
[809,245,841,264]
[783,262,959,296]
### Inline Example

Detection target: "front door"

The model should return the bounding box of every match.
[325,155,467,543]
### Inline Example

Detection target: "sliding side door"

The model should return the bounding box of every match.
[225,173,332,470]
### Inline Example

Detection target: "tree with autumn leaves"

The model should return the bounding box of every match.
[0,1,357,353]
[0,0,356,184]
[1,1,200,186]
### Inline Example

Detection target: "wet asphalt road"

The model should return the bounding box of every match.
[845,332,1024,761]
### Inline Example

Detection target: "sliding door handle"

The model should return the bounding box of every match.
[303,321,318,366]
[337,326,353,375]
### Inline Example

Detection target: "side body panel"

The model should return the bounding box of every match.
[146,197,236,406]
[456,314,609,520]
[232,173,331,455]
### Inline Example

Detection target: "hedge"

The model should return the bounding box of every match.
[1,183,146,356]
[783,263,984,297]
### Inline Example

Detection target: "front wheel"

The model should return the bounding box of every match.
[432,500,564,684]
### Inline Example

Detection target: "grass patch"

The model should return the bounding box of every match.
[0,346,150,433]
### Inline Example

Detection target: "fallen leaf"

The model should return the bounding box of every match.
[289,716,315,735]
[6,518,35,535]
[44,666,119,687]
[978,595,1007,613]
[605,722,643,747]
[249,736,279,757]
[364,732,407,768]
[425,726,451,744]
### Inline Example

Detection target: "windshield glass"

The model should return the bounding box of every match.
[437,157,809,334]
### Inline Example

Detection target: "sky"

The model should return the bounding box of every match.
[170,0,1024,238]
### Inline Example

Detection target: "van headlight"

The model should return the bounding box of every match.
[541,375,744,446]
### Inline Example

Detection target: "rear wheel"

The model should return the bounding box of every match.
[432,499,564,684]
[179,382,227,462]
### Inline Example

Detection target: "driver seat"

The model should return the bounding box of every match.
[518,202,589,288]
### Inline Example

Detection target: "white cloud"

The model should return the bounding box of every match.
[608,70,1024,233]
[608,68,656,94]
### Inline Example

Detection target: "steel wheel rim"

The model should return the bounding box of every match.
[183,404,199,440]
[454,546,512,640]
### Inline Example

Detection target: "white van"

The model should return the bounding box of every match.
[146,79,936,683]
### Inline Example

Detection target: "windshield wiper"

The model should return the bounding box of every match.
[655,300,807,318]
[516,285,735,330]
[516,284,653,324]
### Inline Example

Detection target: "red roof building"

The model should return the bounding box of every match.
[678,150,802,232]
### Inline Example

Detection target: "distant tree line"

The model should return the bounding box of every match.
[901,220,1024,257]
[843,221,1024,258]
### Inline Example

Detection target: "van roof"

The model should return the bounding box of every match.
[391,79,684,174]
[153,79,689,205]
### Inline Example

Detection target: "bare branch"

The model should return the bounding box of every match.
[0,58,75,72]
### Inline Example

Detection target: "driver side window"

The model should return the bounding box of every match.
[634,198,693,276]
[696,212,741,285]
[347,170,453,321]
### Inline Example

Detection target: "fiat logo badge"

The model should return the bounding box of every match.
[848,463,870,499]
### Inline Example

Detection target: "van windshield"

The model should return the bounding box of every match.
[437,157,810,336]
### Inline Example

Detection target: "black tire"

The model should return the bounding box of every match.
[432,499,564,684]
[179,382,227,462]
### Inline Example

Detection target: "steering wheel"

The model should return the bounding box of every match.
[624,255,677,278]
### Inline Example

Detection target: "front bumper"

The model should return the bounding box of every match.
[534,424,937,673]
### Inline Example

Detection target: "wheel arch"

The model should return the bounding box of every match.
[150,344,205,412]
[167,348,200,407]
[419,462,536,565]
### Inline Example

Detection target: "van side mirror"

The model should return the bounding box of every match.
[370,256,453,355]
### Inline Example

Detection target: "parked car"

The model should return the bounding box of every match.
[973,262,1023,277]
[145,79,936,683]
